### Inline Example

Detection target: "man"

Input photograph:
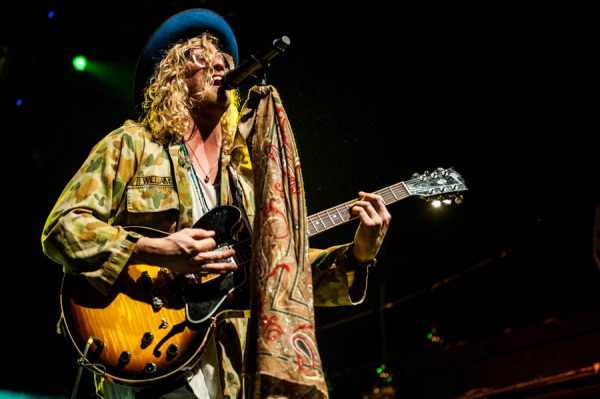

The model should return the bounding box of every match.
[42,9,390,399]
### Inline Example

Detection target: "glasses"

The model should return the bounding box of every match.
[188,47,234,71]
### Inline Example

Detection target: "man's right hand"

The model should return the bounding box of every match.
[130,228,237,274]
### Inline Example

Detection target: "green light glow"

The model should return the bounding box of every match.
[73,55,87,71]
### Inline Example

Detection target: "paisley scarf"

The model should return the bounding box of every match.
[238,86,328,398]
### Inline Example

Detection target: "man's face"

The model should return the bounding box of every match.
[185,40,234,113]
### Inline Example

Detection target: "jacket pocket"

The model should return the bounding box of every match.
[126,178,179,213]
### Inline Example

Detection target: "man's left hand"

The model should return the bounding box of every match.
[350,191,392,261]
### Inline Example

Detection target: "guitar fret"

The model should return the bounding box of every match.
[334,206,344,221]
[320,212,332,228]
[325,209,336,226]
[316,213,327,229]
[389,186,398,200]
[308,216,318,234]
[390,185,405,202]
[375,190,387,205]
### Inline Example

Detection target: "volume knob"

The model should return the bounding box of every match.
[141,332,154,349]
[166,344,179,360]
[143,362,157,374]
[118,351,132,367]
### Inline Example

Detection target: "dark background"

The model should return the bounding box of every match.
[2,1,598,398]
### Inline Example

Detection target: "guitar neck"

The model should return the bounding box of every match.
[306,181,410,237]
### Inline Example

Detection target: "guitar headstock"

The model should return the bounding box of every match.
[405,167,467,206]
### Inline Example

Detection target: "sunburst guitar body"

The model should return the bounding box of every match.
[60,206,251,387]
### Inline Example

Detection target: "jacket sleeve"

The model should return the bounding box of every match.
[310,244,370,306]
[41,126,142,295]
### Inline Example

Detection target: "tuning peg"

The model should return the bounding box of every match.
[433,168,446,178]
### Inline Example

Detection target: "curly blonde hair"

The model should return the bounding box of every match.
[139,33,240,145]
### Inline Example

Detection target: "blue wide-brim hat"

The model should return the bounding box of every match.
[134,8,239,109]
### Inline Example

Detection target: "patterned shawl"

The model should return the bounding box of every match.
[237,86,328,398]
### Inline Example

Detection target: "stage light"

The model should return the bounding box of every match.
[427,328,443,344]
[48,10,55,19]
[16,98,23,106]
[73,56,87,71]
[431,199,442,208]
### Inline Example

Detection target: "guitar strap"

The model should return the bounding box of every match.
[227,164,253,237]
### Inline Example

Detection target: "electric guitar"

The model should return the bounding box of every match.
[60,167,467,387]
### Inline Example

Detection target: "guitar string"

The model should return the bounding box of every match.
[310,175,464,220]
[307,183,409,231]
[306,176,464,234]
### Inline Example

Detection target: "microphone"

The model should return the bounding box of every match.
[221,36,291,90]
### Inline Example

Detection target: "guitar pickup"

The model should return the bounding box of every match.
[195,244,237,277]
[141,271,164,311]
[214,243,237,265]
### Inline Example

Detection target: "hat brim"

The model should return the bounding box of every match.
[134,8,238,109]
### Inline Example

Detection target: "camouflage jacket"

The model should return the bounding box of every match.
[41,121,368,304]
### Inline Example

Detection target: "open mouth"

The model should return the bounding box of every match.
[213,75,223,87]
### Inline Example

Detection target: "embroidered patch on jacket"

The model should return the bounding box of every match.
[134,176,173,186]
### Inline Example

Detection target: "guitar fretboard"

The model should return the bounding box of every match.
[230,167,465,245]
[306,182,410,237]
